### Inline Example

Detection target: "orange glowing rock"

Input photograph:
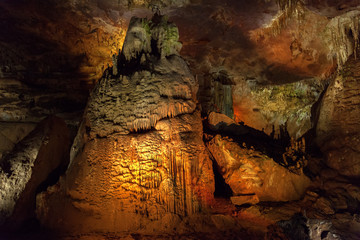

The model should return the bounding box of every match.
[207,135,311,203]
[36,15,214,234]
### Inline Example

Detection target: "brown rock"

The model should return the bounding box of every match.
[207,135,311,202]
[329,195,348,211]
[36,17,214,234]
[211,214,236,231]
[333,213,360,240]
[0,122,36,158]
[313,197,335,215]
[207,112,248,135]
[316,57,360,177]
[302,190,319,207]
[208,112,237,130]
[230,195,259,206]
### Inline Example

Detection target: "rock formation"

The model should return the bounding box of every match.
[317,56,360,177]
[36,15,214,233]
[207,135,311,203]
[0,0,359,239]
[325,10,360,69]
[0,116,70,228]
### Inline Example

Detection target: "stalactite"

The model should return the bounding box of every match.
[275,0,301,11]
[259,0,304,37]
[112,54,118,76]
[326,11,360,69]
[182,150,187,216]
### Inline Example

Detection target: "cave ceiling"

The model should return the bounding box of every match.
[1,0,359,87]
[0,0,359,132]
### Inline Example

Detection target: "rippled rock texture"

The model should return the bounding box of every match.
[317,57,360,177]
[37,15,214,234]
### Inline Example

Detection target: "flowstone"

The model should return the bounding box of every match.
[36,15,214,233]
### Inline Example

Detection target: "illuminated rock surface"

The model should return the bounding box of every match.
[0,0,359,239]
[36,15,214,234]
[317,57,360,177]
[207,135,311,202]
[0,116,70,228]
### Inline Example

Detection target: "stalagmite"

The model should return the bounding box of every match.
[36,15,215,234]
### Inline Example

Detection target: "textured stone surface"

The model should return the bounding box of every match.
[207,112,244,132]
[230,195,259,206]
[316,57,360,177]
[325,10,360,68]
[0,116,70,228]
[0,0,358,238]
[307,219,341,240]
[0,0,127,88]
[0,79,86,125]
[0,122,36,159]
[243,79,325,139]
[0,0,357,141]
[210,214,236,231]
[0,78,86,160]
[37,16,214,234]
[207,135,311,202]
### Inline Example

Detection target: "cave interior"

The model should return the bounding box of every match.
[0,0,360,239]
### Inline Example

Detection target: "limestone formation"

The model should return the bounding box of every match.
[36,15,214,233]
[207,112,248,135]
[0,123,35,159]
[325,10,360,68]
[0,0,359,238]
[316,57,360,177]
[244,78,325,139]
[207,135,311,202]
[0,79,86,126]
[123,0,189,9]
[307,219,341,240]
[230,195,259,206]
[0,116,70,228]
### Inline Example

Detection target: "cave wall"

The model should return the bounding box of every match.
[0,0,360,238]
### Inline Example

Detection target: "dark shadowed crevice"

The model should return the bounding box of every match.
[35,162,67,194]
[209,153,233,198]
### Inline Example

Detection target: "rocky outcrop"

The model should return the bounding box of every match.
[325,10,360,69]
[207,135,311,203]
[207,112,248,135]
[198,69,235,119]
[0,0,127,88]
[230,77,326,140]
[0,79,86,125]
[0,116,70,229]
[0,0,354,144]
[0,78,86,159]
[86,16,190,137]
[0,122,35,160]
[316,57,360,177]
[36,15,214,234]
